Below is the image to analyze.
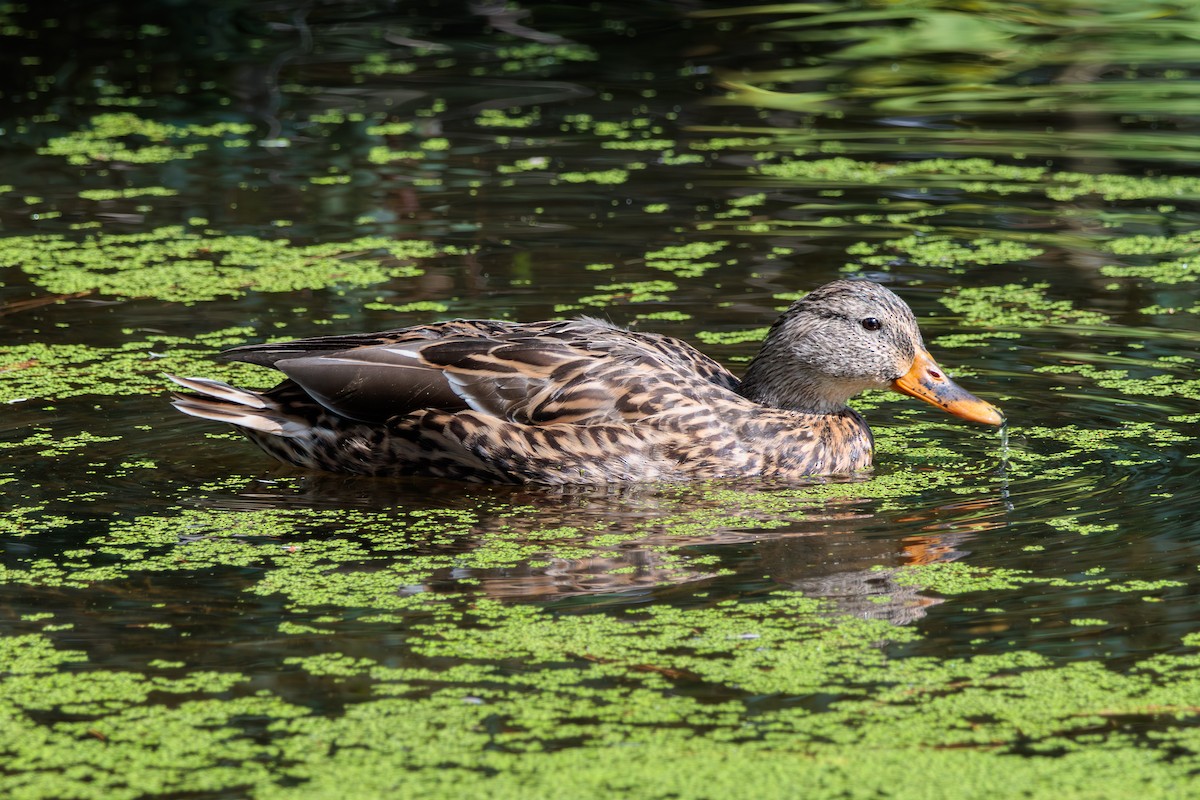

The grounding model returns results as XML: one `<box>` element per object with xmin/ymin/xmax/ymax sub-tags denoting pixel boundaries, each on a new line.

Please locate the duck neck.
<box><xmin>737</xmin><ymin>343</ymin><xmax>852</xmax><ymax>415</ymax></box>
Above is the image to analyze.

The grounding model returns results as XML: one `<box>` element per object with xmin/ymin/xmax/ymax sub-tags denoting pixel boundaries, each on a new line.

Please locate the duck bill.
<box><xmin>891</xmin><ymin>349</ymin><xmax>1004</xmax><ymax>426</ymax></box>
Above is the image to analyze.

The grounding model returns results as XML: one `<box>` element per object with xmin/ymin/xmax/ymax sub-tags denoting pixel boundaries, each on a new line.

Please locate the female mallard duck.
<box><xmin>169</xmin><ymin>280</ymin><xmax>1003</xmax><ymax>484</ymax></box>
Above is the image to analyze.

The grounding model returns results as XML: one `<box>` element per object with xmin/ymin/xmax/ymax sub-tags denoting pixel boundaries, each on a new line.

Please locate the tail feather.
<box><xmin>165</xmin><ymin>374</ymin><xmax>306</xmax><ymax>437</ymax></box>
<box><xmin>166</xmin><ymin>374</ymin><xmax>269</xmax><ymax>408</ymax></box>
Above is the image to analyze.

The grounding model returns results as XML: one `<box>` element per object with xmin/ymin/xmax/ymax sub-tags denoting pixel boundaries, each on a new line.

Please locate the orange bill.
<box><xmin>891</xmin><ymin>349</ymin><xmax>1004</xmax><ymax>425</ymax></box>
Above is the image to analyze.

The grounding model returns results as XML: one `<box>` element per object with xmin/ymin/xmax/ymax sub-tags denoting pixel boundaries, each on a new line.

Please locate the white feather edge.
<box><xmin>165</xmin><ymin>374</ymin><xmax>307</xmax><ymax>437</ymax></box>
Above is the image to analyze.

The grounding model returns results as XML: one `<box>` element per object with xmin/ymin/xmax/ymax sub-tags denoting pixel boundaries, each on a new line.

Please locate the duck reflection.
<box><xmin>755</xmin><ymin>496</ymin><xmax>1008</xmax><ymax>625</ymax></box>
<box><xmin>204</xmin><ymin>471</ymin><xmax>1011</xmax><ymax>626</ymax></box>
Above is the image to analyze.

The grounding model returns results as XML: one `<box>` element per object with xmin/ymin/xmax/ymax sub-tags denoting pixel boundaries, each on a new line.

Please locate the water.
<box><xmin>4</xmin><ymin>2</ymin><xmax>1200</xmax><ymax>797</ymax></box>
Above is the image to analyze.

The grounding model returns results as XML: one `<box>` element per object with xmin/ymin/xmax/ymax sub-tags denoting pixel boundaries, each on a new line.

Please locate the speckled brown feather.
<box><xmin>168</xmin><ymin>280</ymin><xmax>992</xmax><ymax>485</ymax></box>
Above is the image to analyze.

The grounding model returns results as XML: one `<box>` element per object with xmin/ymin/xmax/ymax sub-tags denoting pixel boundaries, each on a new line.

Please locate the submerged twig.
<box><xmin>0</xmin><ymin>290</ymin><xmax>93</xmax><ymax>316</ymax></box>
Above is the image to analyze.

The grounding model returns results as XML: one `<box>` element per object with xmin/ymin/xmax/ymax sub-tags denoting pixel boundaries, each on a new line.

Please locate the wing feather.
<box><xmin>216</xmin><ymin>317</ymin><xmax>742</xmax><ymax>428</ymax></box>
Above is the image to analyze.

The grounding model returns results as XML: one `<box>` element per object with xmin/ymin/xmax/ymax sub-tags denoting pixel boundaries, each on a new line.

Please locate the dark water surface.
<box><xmin>4</xmin><ymin>2</ymin><xmax>1200</xmax><ymax>797</ymax></box>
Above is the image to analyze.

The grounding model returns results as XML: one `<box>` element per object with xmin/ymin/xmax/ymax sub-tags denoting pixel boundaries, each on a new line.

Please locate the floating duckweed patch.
<box><xmin>0</xmin><ymin>507</ymin><xmax>75</xmax><ymax>538</ymax></box>
<box><xmin>1001</xmin><ymin>420</ymin><xmax>1192</xmax><ymax>484</ymax></box>
<box><xmin>940</xmin><ymin>283</ymin><xmax>1110</xmax><ymax>327</ymax></box>
<box><xmin>1034</xmin><ymin>360</ymin><xmax>1200</xmax><ymax>402</ymax></box>
<box><xmin>754</xmin><ymin>157</ymin><xmax>1047</xmax><ymax>186</ymax></box>
<box><xmin>1103</xmin><ymin>231</ymin><xmax>1200</xmax><ymax>255</ymax></box>
<box><xmin>364</xmin><ymin>300</ymin><xmax>451</xmax><ymax>313</ymax></box>
<box><xmin>0</xmin><ymin>632</ymin><xmax>87</xmax><ymax>674</ymax></box>
<box><xmin>886</xmin><ymin>561</ymin><xmax>1174</xmax><ymax>595</ymax></box>
<box><xmin>8</xmin><ymin>587</ymin><xmax>1200</xmax><ymax>798</ymax></box>
<box><xmin>575</xmin><ymin>280</ymin><xmax>677</xmax><ymax>307</ymax></box>
<box><xmin>846</xmin><ymin>234</ymin><xmax>1043</xmax><ymax>271</ymax></box>
<box><xmin>495</xmin><ymin>42</ymin><xmax>598</xmax><ymax>67</ymax></box>
<box><xmin>367</xmin><ymin>145</ymin><xmax>426</xmax><ymax>163</ymax></box>
<box><xmin>364</xmin><ymin>121</ymin><xmax>415</xmax><ymax>136</ymax></box>
<box><xmin>0</xmin><ymin>329</ymin><xmax>266</xmax><ymax>403</ymax></box>
<box><xmin>555</xmin><ymin>169</ymin><xmax>631</xmax><ymax>185</ymax></box>
<box><xmin>0</xmin><ymin>227</ymin><xmax>436</xmax><ymax>302</ymax></box>
<box><xmin>309</xmin><ymin>173</ymin><xmax>352</xmax><ymax>185</ymax></box>
<box><xmin>496</xmin><ymin>156</ymin><xmax>549</xmax><ymax>174</ymax></box>
<box><xmin>0</xmin><ymin>654</ymin><xmax>309</xmax><ymax>799</ymax></box>
<box><xmin>77</xmin><ymin>186</ymin><xmax>178</xmax><ymax>202</ymax></box>
<box><xmin>1101</xmin><ymin>256</ymin><xmax>1200</xmax><ymax>285</ymax></box>
<box><xmin>600</xmin><ymin>138</ymin><xmax>675</xmax><ymax>151</ymax></box>
<box><xmin>475</xmin><ymin>108</ymin><xmax>540</xmax><ymax>128</ymax></box>
<box><xmin>728</xmin><ymin>192</ymin><xmax>767</xmax><ymax>207</ymax></box>
<box><xmin>38</xmin><ymin>112</ymin><xmax>256</xmax><ymax>164</ymax></box>
<box><xmin>644</xmin><ymin>240</ymin><xmax>729</xmax><ymax>277</ymax></box>
<box><xmin>635</xmin><ymin>310</ymin><xmax>691</xmax><ymax>321</ymax></box>
<box><xmin>1047</xmin><ymin>172</ymin><xmax>1200</xmax><ymax>201</ymax></box>
<box><xmin>352</xmin><ymin>55</ymin><xmax>420</xmax><ymax>76</ymax></box>
<box><xmin>748</xmin><ymin>156</ymin><xmax>1200</xmax><ymax>208</ymax></box>
<box><xmin>1</xmin><ymin>430</ymin><xmax>123</xmax><ymax>457</ymax></box>
<box><xmin>694</xmin><ymin>326</ymin><xmax>769</xmax><ymax>346</ymax></box>
<box><xmin>932</xmin><ymin>331</ymin><xmax>1024</xmax><ymax>348</ymax></box>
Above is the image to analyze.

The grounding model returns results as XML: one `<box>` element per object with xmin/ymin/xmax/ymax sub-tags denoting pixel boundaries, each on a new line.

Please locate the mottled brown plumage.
<box><xmin>169</xmin><ymin>280</ymin><xmax>1003</xmax><ymax>484</ymax></box>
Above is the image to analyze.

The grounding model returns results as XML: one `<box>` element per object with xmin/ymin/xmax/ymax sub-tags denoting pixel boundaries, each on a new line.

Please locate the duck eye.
<box><xmin>861</xmin><ymin>317</ymin><xmax>883</xmax><ymax>332</ymax></box>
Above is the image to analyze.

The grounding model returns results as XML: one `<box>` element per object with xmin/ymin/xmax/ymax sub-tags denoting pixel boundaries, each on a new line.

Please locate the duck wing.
<box><xmin>222</xmin><ymin>318</ymin><xmax>739</xmax><ymax>427</ymax></box>
<box><xmin>217</xmin><ymin>319</ymin><xmax>527</xmax><ymax>367</ymax></box>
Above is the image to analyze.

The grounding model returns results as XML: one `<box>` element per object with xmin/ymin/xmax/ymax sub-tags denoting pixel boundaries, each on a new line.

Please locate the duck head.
<box><xmin>739</xmin><ymin>280</ymin><xmax>1003</xmax><ymax>425</ymax></box>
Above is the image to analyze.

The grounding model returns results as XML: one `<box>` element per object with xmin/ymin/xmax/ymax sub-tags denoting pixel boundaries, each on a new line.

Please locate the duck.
<box><xmin>168</xmin><ymin>279</ymin><xmax>1003</xmax><ymax>485</ymax></box>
